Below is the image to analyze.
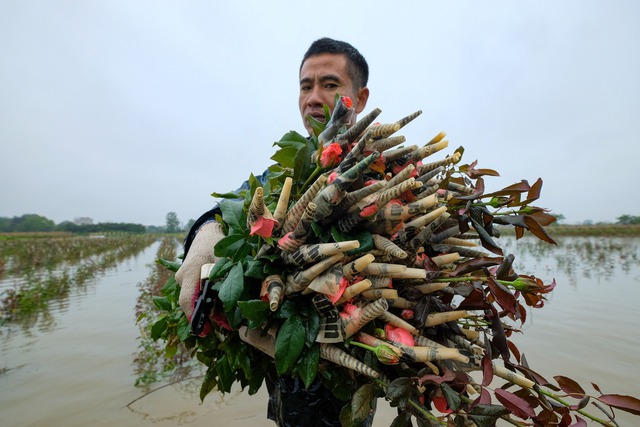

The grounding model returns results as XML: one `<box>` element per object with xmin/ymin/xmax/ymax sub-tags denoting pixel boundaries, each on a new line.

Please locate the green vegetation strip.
<box><xmin>0</xmin><ymin>234</ymin><xmax>157</xmax><ymax>325</ymax></box>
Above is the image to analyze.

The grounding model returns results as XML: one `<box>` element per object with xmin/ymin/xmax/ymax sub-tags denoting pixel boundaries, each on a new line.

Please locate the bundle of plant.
<box><xmin>152</xmin><ymin>96</ymin><xmax>640</xmax><ymax>426</ymax></box>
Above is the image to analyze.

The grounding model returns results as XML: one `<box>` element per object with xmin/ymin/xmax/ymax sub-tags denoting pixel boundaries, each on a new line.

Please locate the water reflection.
<box><xmin>0</xmin><ymin>235</ymin><xmax>158</xmax><ymax>333</ymax></box>
<box><xmin>1</xmin><ymin>236</ymin><xmax>638</xmax><ymax>426</ymax></box>
<box><xmin>500</xmin><ymin>236</ymin><xmax>640</xmax><ymax>287</ymax></box>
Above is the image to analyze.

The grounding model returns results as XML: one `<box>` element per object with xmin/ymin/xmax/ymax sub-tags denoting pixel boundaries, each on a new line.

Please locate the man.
<box><xmin>176</xmin><ymin>38</ymin><xmax>372</xmax><ymax>426</ymax></box>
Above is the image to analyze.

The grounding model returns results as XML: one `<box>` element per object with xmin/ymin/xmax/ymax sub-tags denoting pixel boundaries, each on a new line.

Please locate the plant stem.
<box><xmin>537</xmin><ymin>390</ymin><xmax>616</xmax><ymax>426</ymax></box>
<box><xmin>407</xmin><ymin>398</ymin><xmax>447</xmax><ymax>425</ymax></box>
<box><xmin>301</xmin><ymin>165</ymin><xmax>322</xmax><ymax>192</ymax></box>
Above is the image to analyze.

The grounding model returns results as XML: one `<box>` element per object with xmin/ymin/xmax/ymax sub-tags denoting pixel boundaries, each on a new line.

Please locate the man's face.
<box><xmin>299</xmin><ymin>53</ymin><xmax>369</xmax><ymax>136</ymax></box>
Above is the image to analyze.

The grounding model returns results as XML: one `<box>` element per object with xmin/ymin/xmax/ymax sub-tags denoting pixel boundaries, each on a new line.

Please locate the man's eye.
<box><xmin>324</xmin><ymin>83</ymin><xmax>338</xmax><ymax>89</ymax></box>
<box><xmin>300</xmin><ymin>85</ymin><xmax>311</xmax><ymax>92</ymax></box>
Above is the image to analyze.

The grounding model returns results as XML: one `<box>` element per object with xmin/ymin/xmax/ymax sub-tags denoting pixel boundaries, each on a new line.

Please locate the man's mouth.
<box><xmin>307</xmin><ymin>111</ymin><xmax>326</xmax><ymax>123</ymax></box>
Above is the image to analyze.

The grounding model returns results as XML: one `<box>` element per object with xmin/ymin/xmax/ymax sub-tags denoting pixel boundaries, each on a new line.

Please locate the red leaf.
<box><xmin>523</xmin><ymin>178</ymin><xmax>543</xmax><ymax>204</ymax></box>
<box><xmin>417</xmin><ymin>367</ymin><xmax>457</xmax><ymax>386</ymax></box>
<box><xmin>482</xmin><ymin>180</ymin><xmax>531</xmax><ymax>200</ymax></box>
<box><xmin>596</xmin><ymin>394</ymin><xmax>640</xmax><ymax>416</ymax></box>
<box><xmin>481</xmin><ymin>354</ymin><xmax>493</xmax><ymax>387</ymax></box>
<box><xmin>494</xmin><ymin>388</ymin><xmax>536</xmax><ymax>419</ymax></box>
<box><xmin>524</xmin><ymin>215</ymin><xmax>557</xmax><ymax>245</ymax></box>
<box><xmin>452</xmin><ymin>256</ymin><xmax>502</xmax><ymax>277</ymax></box>
<box><xmin>432</xmin><ymin>394</ymin><xmax>452</xmax><ymax>414</ymax></box>
<box><xmin>559</xmin><ymin>412</ymin><xmax>572</xmax><ymax>427</ymax></box>
<box><xmin>517</xmin><ymin>361</ymin><xmax>555</xmax><ymax>389</ymax></box>
<box><xmin>506</xmin><ymin>339</ymin><xmax>521</xmax><ymax>363</ymax></box>
<box><xmin>471</xmin><ymin>387</ymin><xmax>492</xmax><ymax>408</ymax></box>
<box><xmin>458</xmin><ymin>288</ymin><xmax>491</xmax><ymax>311</ymax></box>
<box><xmin>591</xmin><ymin>382</ymin><xmax>602</xmax><ymax>394</ymax></box>
<box><xmin>554</xmin><ymin>376</ymin><xmax>586</xmax><ymax>398</ymax></box>
<box><xmin>517</xmin><ymin>303</ymin><xmax>527</xmax><ymax>324</ymax></box>
<box><xmin>570</xmin><ymin>396</ymin><xmax>590</xmax><ymax>411</ymax></box>
<box><xmin>568</xmin><ymin>416</ymin><xmax>587</xmax><ymax>427</ymax></box>
<box><xmin>530</xmin><ymin>210</ymin><xmax>557</xmax><ymax>226</ymax></box>
<box><xmin>487</xmin><ymin>277</ymin><xmax>517</xmax><ymax>315</ymax></box>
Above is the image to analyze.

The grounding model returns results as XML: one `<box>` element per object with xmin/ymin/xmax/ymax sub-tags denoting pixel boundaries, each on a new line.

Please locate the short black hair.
<box><xmin>301</xmin><ymin>37</ymin><xmax>369</xmax><ymax>89</ymax></box>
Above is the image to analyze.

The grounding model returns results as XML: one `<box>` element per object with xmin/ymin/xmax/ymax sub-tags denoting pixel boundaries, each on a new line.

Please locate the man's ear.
<box><xmin>355</xmin><ymin>86</ymin><xmax>370</xmax><ymax>114</ymax></box>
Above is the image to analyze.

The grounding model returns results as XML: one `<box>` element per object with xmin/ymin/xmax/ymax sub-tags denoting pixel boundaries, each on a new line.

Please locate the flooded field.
<box><xmin>1</xmin><ymin>235</ymin><xmax>639</xmax><ymax>426</ymax></box>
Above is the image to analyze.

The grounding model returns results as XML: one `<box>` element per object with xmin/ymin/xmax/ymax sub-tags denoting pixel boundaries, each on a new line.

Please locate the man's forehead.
<box><xmin>300</xmin><ymin>53</ymin><xmax>349</xmax><ymax>78</ymax></box>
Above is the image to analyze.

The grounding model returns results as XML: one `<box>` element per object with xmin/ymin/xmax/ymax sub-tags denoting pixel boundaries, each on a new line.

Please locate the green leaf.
<box><xmin>218</xmin><ymin>263</ymin><xmax>245</xmax><ymax>314</ymax></box>
<box><xmin>215</xmin><ymin>354</ymin><xmax>234</xmax><ymax>393</ymax></box>
<box><xmin>244</xmin><ymin>259</ymin><xmax>265</xmax><ymax>280</ymax></box>
<box><xmin>165</xmin><ymin>343</ymin><xmax>178</xmax><ymax>358</ymax></box>
<box><xmin>247</xmin><ymin>173</ymin><xmax>261</xmax><ymax>195</ymax></box>
<box><xmin>214</xmin><ymin>234</ymin><xmax>249</xmax><ymax>260</ymax></box>
<box><xmin>275</xmin><ymin>315</ymin><xmax>306</xmax><ymax>375</ymax></box>
<box><xmin>200</xmin><ymin>365</ymin><xmax>218</xmax><ymax>402</ymax></box>
<box><xmin>208</xmin><ymin>258</ymin><xmax>232</xmax><ymax>281</ymax></box>
<box><xmin>274</xmin><ymin>130</ymin><xmax>309</xmax><ymax>148</ymax></box>
<box><xmin>297</xmin><ymin>343</ymin><xmax>320</xmax><ymax>389</ymax></box>
<box><xmin>247</xmin><ymin>363</ymin><xmax>265</xmax><ymax>395</ymax></box>
<box><xmin>210</xmin><ymin>191</ymin><xmax>243</xmax><ymax>199</ymax></box>
<box><xmin>390</xmin><ymin>413</ymin><xmax>413</xmax><ymax>427</ymax></box>
<box><xmin>386</xmin><ymin>377</ymin><xmax>414</xmax><ymax>408</ymax></box>
<box><xmin>237</xmin><ymin>300</ymin><xmax>270</xmax><ymax>324</ymax></box>
<box><xmin>161</xmin><ymin>275</ymin><xmax>178</xmax><ymax>296</ymax></box>
<box><xmin>271</xmin><ymin>146</ymin><xmax>300</xmax><ymax>169</ymax></box>
<box><xmin>219</xmin><ymin>199</ymin><xmax>246</xmax><ymax>230</ymax></box>
<box><xmin>150</xmin><ymin>316</ymin><xmax>168</xmax><ymax>340</ymax></box>
<box><xmin>441</xmin><ymin>383</ymin><xmax>462</xmax><ymax>411</ymax></box>
<box><xmin>304</xmin><ymin>309</ymin><xmax>320</xmax><ymax>348</ymax></box>
<box><xmin>176</xmin><ymin>315</ymin><xmax>191</xmax><ymax>341</ymax></box>
<box><xmin>468</xmin><ymin>404</ymin><xmax>510</xmax><ymax>427</ymax></box>
<box><xmin>351</xmin><ymin>383</ymin><xmax>377</xmax><ymax>424</ymax></box>
<box><xmin>156</xmin><ymin>258</ymin><xmax>181</xmax><ymax>272</ymax></box>
<box><xmin>152</xmin><ymin>296</ymin><xmax>172</xmax><ymax>311</ymax></box>
<box><xmin>306</xmin><ymin>114</ymin><xmax>326</xmax><ymax>137</ymax></box>
<box><xmin>274</xmin><ymin>300</ymin><xmax>297</xmax><ymax>319</ymax></box>
<box><xmin>293</xmin><ymin>141</ymin><xmax>314</xmax><ymax>186</ymax></box>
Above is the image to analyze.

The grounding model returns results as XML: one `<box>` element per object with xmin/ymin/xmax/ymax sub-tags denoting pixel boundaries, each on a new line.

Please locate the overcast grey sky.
<box><xmin>1</xmin><ymin>1</ymin><xmax>638</xmax><ymax>226</ymax></box>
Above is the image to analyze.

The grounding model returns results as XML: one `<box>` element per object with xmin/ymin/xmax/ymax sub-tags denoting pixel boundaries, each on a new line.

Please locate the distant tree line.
<box><xmin>549</xmin><ymin>213</ymin><xmax>640</xmax><ymax>226</ymax></box>
<box><xmin>56</xmin><ymin>221</ymin><xmax>146</xmax><ymax>234</ymax></box>
<box><xmin>617</xmin><ymin>215</ymin><xmax>640</xmax><ymax>225</ymax></box>
<box><xmin>1</xmin><ymin>214</ymin><xmax>143</xmax><ymax>234</ymax></box>
<box><xmin>0</xmin><ymin>213</ymin><xmax>196</xmax><ymax>234</ymax></box>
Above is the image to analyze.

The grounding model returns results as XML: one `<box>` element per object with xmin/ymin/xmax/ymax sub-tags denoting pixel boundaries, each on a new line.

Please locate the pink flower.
<box><xmin>327</xmin><ymin>171</ymin><xmax>339</xmax><ymax>184</ymax></box>
<box><xmin>341</xmin><ymin>96</ymin><xmax>353</xmax><ymax>109</ymax></box>
<box><xmin>385</xmin><ymin>324</ymin><xmax>415</xmax><ymax>346</ymax></box>
<box><xmin>320</xmin><ymin>142</ymin><xmax>342</xmax><ymax>168</ymax></box>
<box><xmin>249</xmin><ymin>216</ymin><xmax>276</xmax><ymax>238</ymax></box>
<box><xmin>340</xmin><ymin>303</ymin><xmax>358</xmax><ymax>318</ymax></box>
<box><xmin>400</xmin><ymin>309</ymin><xmax>414</xmax><ymax>320</ymax></box>
<box><xmin>328</xmin><ymin>277</ymin><xmax>349</xmax><ymax>304</ymax></box>
<box><xmin>359</xmin><ymin>204</ymin><xmax>379</xmax><ymax>218</ymax></box>
<box><xmin>277</xmin><ymin>232</ymin><xmax>297</xmax><ymax>251</ymax></box>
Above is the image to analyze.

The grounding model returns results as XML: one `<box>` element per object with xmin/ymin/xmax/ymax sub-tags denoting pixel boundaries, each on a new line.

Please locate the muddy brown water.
<box><xmin>1</xmin><ymin>237</ymin><xmax>639</xmax><ymax>426</ymax></box>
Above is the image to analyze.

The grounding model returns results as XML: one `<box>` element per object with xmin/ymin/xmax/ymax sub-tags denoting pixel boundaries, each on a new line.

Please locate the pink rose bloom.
<box><xmin>320</xmin><ymin>142</ymin><xmax>342</xmax><ymax>168</ymax></box>
<box><xmin>385</xmin><ymin>324</ymin><xmax>415</xmax><ymax>346</ymax></box>
<box><xmin>327</xmin><ymin>277</ymin><xmax>349</xmax><ymax>304</ymax></box>
<box><xmin>327</xmin><ymin>171</ymin><xmax>339</xmax><ymax>184</ymax></box>
<box><xmin>249</xmin><ymin>216</ymin><xmax>276</xmax><ymax>238</ymax></box>
<box><xmin>340</xmin><ymin>303</ymin><xmax>358</xmax><ymax>318</ymax></box>
<box><xmin>400</xmin><ymin>309</ymin><xmax>414</xmax><ymax>320</ymax></box>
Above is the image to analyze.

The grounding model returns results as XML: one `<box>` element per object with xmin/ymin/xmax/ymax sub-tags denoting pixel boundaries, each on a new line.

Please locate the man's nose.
<box><xmin>307</xmin><ymin>86</ymin><xmax>324</xmax><ymax>106</ymax></box>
